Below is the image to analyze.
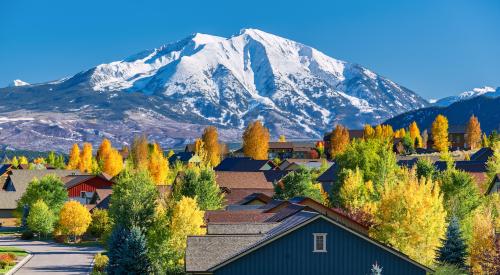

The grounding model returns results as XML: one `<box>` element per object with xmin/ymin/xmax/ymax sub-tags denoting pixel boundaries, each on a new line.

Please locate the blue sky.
<box><xmin>1</xmin><ymin>0</ymin><xmax>499</xmax><ymax>99</ymax></box>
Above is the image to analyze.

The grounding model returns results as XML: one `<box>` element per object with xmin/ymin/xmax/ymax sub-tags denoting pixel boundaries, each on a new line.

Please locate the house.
<box><xmin>168</xmin><ymin>152</ymin><xmax>202</xmax><ymax>166</ymax></box>
<box><xmin>215</xmin><ymin>157</ymin><xmax>277</xmax><ymax>172</ymax></box>
<box><xmin>279</xmin><ymin>159</ymin><xmax>331</xmax><ymax>171</ymax></box>
<box><xmin>470</xmin><ymin>147</ymin><xmax>494</xmax><ymax>162</ymax></box>
<box><xmin>316</xmin><ymin>163</ymin><xmax>338</xmax><ymax>193</ymax></box>
<box><xmin>186</xmin><ymin>210</ymin><xmax>431</xmax><ymax>275</ymax></box>
<box><xmin>486</xmin><ymin>174</ymin><xmax>500</xmax><ymax>195</ymax></box>
<box><xmin>214</xmin><ymin>171</ymin><xmax>288</xmax><ymax>205</ymax></box>
<box><xmin>0</xmin><ymin>170</ymin><xmax>83</xmax><ymax>218</ymax></box>
<box><xmin>63</xmin><ymin>173</ymin><xmax>114</xmax><ymax>204</ymax></box>
<box><xmin>425</xmin><ymin>125</ymin><xmax>467</xmax><ymax>150</ymax></box>
<box><xmin>87</xmin><ymin>188</ymin><xmax>113</xmax><ymax>211</ymax></box>
<box><xmin>267</xmin><ymin>142</ymin><xmax>316</xmax><ymax>159</ymax></box>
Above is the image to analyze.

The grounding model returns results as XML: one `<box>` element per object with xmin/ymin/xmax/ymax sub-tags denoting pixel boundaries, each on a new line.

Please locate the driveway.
<box><xmin>0</xmin><ymin>234</ymin><xmax>102</xmax><ymax>274</ymax></box>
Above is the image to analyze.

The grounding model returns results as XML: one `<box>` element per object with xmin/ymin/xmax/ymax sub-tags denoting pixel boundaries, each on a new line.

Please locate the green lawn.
<box><xmin>0</xmin><ymin>246</ymin><xmax>29</xmax><ymax>274</ymax></box>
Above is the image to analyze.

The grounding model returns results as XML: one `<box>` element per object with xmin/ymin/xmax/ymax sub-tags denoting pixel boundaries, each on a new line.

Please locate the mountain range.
<box><xmin>432</xmin><ymin>86</ymin><xmax>500</xmax><ymax>107</ymax></box>
<box><xmin>0</xmin><ymin>28</ymin><xmax>469</xmax><ymax>152</ymax></box>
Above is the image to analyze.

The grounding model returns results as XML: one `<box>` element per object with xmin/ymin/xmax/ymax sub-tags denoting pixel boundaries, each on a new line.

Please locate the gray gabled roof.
<box><xmin>207</xmin><ymin>223</ymin><xmax>279</xmax><ymax>235</ymax></box>
<box><xmin>0</xmin><ymin>169</ymin><xmax>83</xmax><ymax>210</ymax></box>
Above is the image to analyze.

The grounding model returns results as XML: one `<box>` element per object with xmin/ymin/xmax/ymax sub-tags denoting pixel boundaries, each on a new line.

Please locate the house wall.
<box><xmin>489</xmin><ymin>180</ymin><xmax>500</xmax><ymax>195</ymax></box>
<box><xmin>67</xmin><ymin>178</ymin><xmax>112</xmax><ymax>198</ymax></box>
<box><xmin>213</xmin><ymin>218</ymin><xmax>427</xmax><ymax>275</ymax></box>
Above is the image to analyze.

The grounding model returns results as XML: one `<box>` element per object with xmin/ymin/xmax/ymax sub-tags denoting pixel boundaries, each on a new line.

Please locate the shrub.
<box><xmin>93</xmin><ymin>253</ymin><xmax>109</xmax><ymax>272</ymax></box>
<box><xmin>21</xmin><ymin>230</ymin><xmax>34</xmax><ymax>240</ymax></box>
<box><xmin>0</xmin><ymin>253</ymin><xmax>15</xmax><ymax>268</ymax></box>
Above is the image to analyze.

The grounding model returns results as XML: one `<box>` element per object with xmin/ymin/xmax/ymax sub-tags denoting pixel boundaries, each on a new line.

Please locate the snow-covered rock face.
<box><xmin>8</xmin><ymin>79</ymin><xmax>30</xmax><ymax>87</ymax></box>
<box><xmin>433</xmin><ymin>86</ymin><xmax>500</xmax><ymax>107</ymax></box>
<box><xmin>0</xmin><ymin>29</ymin><xmax>429</xmax><ymax>151</ymax></box>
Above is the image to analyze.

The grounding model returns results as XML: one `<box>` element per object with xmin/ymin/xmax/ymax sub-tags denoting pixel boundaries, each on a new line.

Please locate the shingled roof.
<box><xmin>0</xmin><ymin>169</ymin><xmax>83</xmax><ymax>210</ymax></box>
<box><xmin>215</xmin><ymin>157</ymin><xmax>275</xmax><ymax>172</ymax></box>
<box><xmin>215</xmin><ymin>171</ymin><xmax>275</xmax><ymax>189</ymax></box>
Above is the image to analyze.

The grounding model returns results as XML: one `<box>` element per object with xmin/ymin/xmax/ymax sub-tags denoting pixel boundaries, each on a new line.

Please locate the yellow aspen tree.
<box><xmin>382</xmin><ymin>125</ymin><xmax>394</xmax><ymax>140</ymax></box>
<box><xmin>67</xmin><ymin>144</ymin><xmax>80</xmax><ymax>169</ymax></box>
<box><xmin>19</xmin><ymin>156</ymin><xmax>28</xmax><ymax>165</ymax></box>
<box><xmin>169</xmin><ymin>196</ymin><xmax>205</xmax><ymax>257</ymax></box>
<box><xmin>363</xmin><ymin>124</ymin><xmax>375</xmax><ymax>139</ymax></box>
<box><xmin>466</xmin><ymin>115</ymin><xmax>482</xmax><ymax>150</ymax></box>
<box><xmin>242</xmin><ymin>120</ymin><xmax>270</xmax><ymax>160</ymax></box>
<box><xmin>79</xmin><ymin>142</ymin><xmax>93</xmax><ymax>173</ymax></box>
<box><xmin>148</xmin><ymin>143</ymin><xmax>168</xmax><ymax>184</ymax></box>
<box><xmin>370</xmin><ymin>169</ymin><xmax>447</xmax><ymax>266</ymax></box>
<box><xmin>97</xmin><ymin>138</ymin><xmax>112</xmax><ymax>162</ymax></box>
<box><xmin>409</xmin><ymin>121</ymin><xmax>423</xmax><ymax>148</ymax></box>
<box><xmin>201</xmin><ymin>126</ymin><xmax>221</xmax><ymax>167</ymax></box>
<box><xmin>131</xmin><ymin>135</ymin><xmax>149</xmax><ymax>170</ymax></box>
<box><xmin>278</xmin><ymin>135</ymin><xmax>286</xmax><ymax>142</ymax></box>
<box><xmin>339</xmin><ymin>168</ymin><xmax>377</xmax><ymax>217</ymax></box>
<box><xmin>469</xmin><ymin>208</ymin><xmax>497</xmax><ymax>274</ymax></box>
<box><xmin>432</xmin><ymin>114</ymin><xmax>449</xmax><ymax>152</ymax></box>
<box><xmin>103</xmin><ymin>148</ymin><xmax>123</xmax><ymax>177</ymax></box>
<box><xmin>330</xmin><ymin>124</ymin><xmax>350</xmax><ymax>158</ymax></box>
<box><xmin>58</xmin><ymin>200</ymin><xmax>92</xmax><ymax>240</ymax></box>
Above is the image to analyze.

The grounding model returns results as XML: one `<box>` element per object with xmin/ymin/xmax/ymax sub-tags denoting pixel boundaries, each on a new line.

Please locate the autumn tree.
<box><xmin>339</xmin><ymin>168</ymin><xmax>377</xmax><ymax>224</ymax></box>
<box><xmin>103</xmin><ymin>148</ymin><xmax>123</xmax><ymax>177</ymax></box>
<box><xmin>169</xmin><ymin>196</ymin><xmax>205</xmax><ymax>262</ymax></box>
<box><xmin>58</xmin><ymin>200</ymin><xmax>92</xmax><ymax>241</ymax></box>
<box><xmin>330</xmin><ymin>124</ymin><xmax>349</xmax><ymax>158</ymax></box>
<box><xmin>363</xmin><ymin>124</ymin><xmax>375</xmax><ymax>139</ymax></box>
<box><xmin>242</xmin><ymin>120</ymin><xmax>270</xmax><ymax>160</ymax></box>
<box><xmin>88</xmin><ymin>209</ymin><xmax>112</xmax><ymax>239</ymax></box>
<box><xmin>67</xmin><ymin>143</ymin><xmax>81</xmax><ymax>169</ymax></box>
<box><xmin>19</xmin><ymin>156</ymin><xmax>28</xmax><ymax>165</ymax></box>
<box><xmin>274</xmin><ymin>167</ymin><xmax>324</xmax><ymax>203</ymax></box>
<box><xmin>79</xmin><ymin>143</ymin><xmax>93</xmax><ymax>173</ymax></box>
<box><xmin>27</xmin><ymin>200</ymin><xmax>54</xmax><ymax>238</ymax></box>
<box><xmin>131</xmin><ymin>135</ymin><xmax>149</xmax><ymax>170</ymax></box>
<box><xmin>315</xmin><ymin>141</ymin><xmax>325</xmax><ymax>158</ymax></box>
<box><xmin>374</xmin><ymin>124</ymin><xmax>394</xmax><ymax>140</ymax></box>
<box><xmin>97</xmin><ymin>138</ymin><xmax>112</xmax><ymax>163</ymax></box>
<box><xmin>409</xmin><ymin>121</ymin><xmax>423</xmax><ymax>148</ymax></box>
<box><xmin>148</xmin><ymin>143</ymin><xmax>168</xmax><ymax>184</ymax></box>
<box><xmin>370</xmin><ymin>169</ymin><xmax>447</xmax><ymax>266</ymax></box>
<box><xmin>201</xmin><ymin>126</ymin><xmax>221</xmax><ymax>167</ymax></box>
<box><xmin>487</xmin><ymin>141</ymin><xmax>500</xmax><ymax>180</ymax></box>
<box><xmin>469</xmin><ymin>208</ymin><xmax>497</xmax><ymax>274</ymax></box>
<box><xmin>278</xmin><ymin>135</ymin><xmax>286</xmax><ymax>142</ymax></box>
<box><xmin>11</xmin><ymin>156</ymin><xmax>19</xmax><ymax>168</ymax></box>
<box><xmin>422</xmin><ymin>129</ymin><xmax>429</xmax><ymax>149</ymax></box>
<box><xmin>465</xmin><ymin>115</ymin><xmax>481</xmax><ymax>150</ymax></box>
<box><xmin>432</xmin><ymin>114</ymin><xmax>449</xmax><ymax>152</ymax></box>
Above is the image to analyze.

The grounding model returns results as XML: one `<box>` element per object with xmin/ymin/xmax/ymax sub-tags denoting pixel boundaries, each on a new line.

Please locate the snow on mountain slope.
<box><xmin>434</xmin><ymin>86</ymin><xmax>500</xmax><ymax>107</ymax></box>
<box><xmin>0</xmin><ymin>29</ymin><xmax>428</xmax><ymax>151</ymax></box>
<box><xmin>8</xmin><ymin>79</ymin><xmax>30</xmax><ymax>87</ymax></box>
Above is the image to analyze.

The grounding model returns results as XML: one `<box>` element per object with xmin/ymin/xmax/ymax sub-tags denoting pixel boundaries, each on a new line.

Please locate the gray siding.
<box><xmin>213</xmin><ymin>218</ymin><xmax>427</xmax><ymax>275</ymax></box>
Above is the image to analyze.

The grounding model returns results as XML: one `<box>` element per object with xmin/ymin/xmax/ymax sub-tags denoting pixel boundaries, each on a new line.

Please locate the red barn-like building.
<box><xmin>63</xmin><ymin>173</ymin><xmax>113</xmax><ymax>203</ymax></box>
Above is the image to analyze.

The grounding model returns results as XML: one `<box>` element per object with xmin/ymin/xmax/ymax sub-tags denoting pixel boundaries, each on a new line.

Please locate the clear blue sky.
<box><xmin>1</xmin><ymin>0</ymin><xmax>499</xmax><ymax>99</ymax></box>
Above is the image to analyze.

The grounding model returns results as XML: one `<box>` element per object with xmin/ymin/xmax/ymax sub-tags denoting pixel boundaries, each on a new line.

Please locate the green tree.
<box><xmin>88</xmin><ymin>209</ymin><xmax>113</xmax><ymax>239</ymax></box>
<box><xmin>109</xmin><ymin>171</ymin><xmax>159</xmax><ymax>230</ymax></box>
<box><xmin>173</xmin><ymin>167</ymin><xmax>223</xmax><ymax>210</ymax></box>
<box><xmin>27</xmin><ymin>199</ymin><xmax>54</xmax><ymax>238</ymax></box>
<box><xmin>18</xmin><ymin>174</ymin><xmax>68</xmax><ymax>215</ymax></box>
<box><xmin>416</xmin><ymin>158</ymin><xmax>436</xmax><ymax>180</ymax></box>
<box><xmin>486</xmin><ymin>141</ymin><xmax>500</xmax><ymax>181</ymax></box>
<box><xmin>436</xmin><ymin>216</ymin><xmax>467</xmax><ymax>269</ymax></box>
<box><xmin>107</xmin><ymin>226</ymin><xmax>151</xmax><ymax>275</ymax></box>
<box><xmin>274</xmin><ymin>167</ymin><xmax>323</xmax><ymax>203</ymax></box>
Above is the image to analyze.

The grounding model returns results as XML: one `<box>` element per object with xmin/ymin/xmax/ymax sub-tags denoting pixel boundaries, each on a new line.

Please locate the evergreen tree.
<box><xmin>436</xmin><ymin>216</ymin><xmax>467</xmax><ymax>269</ymax></box>
<box><xmin>119</xmin><ymin>227</ymin><xmax>151</xmax><ymax>274</ymax></box>
<box><xmin>107</xmin><ymin>226</ymin><xmax>128</xmax><ymax>274</ymax></box>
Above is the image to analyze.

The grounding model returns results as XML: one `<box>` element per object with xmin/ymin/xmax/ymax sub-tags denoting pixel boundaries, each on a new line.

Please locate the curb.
<box><xmin>88</xmin><ymin>254</ymin><xmax>96</xmax><ymax>274</ymax></box>
<box><xmin>5</xmin><ymin>252</ymin><xmax>33</xmax><ymax>275</ymax></box>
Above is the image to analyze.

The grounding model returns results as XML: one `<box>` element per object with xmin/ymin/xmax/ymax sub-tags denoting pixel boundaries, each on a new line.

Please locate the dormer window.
<box><xmin>313</xmin><ymin>233</ymin><xmax>327</xmax><ymax>252</ymax></box>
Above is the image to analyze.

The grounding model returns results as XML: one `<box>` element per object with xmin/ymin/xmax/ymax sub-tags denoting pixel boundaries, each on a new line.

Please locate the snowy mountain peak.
<box><xmin>8</xmin><ymin>79</ymin><xmax>30</xmax><ymax>87</ymax></box>
<box><xmin>434</xmin><ymin>86</ymin><xmax>499</xmax><ymax>106</ymax></box>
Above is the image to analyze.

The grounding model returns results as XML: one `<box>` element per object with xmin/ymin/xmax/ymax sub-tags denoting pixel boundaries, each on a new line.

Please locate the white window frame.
<box><xmin>313</xmin><ymin>233</ymin><xmax>327</xmax><ymax>252</ymax></box>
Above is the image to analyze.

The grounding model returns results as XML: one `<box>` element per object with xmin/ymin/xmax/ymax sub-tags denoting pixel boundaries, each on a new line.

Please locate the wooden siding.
<box><xmin>213</xmin><ymin>218</ymin><xmax>426</xmax><ymax>275</ymax></box>
<box><xmin>67</xmin><ymin>177</ymin><xmax>112</xmax><ymax>198</ymax></box>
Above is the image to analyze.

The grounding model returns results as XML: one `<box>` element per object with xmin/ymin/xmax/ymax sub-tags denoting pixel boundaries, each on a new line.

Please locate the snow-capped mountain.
<box><xmin>0</xmin><ymin>29</ymin><xmax>428</xmax><ymax>151</ymax></box>
<box><xmin>8</xmin><ymin>79</ymin><xmax>30</xmax><ymax>87</ymax></box>
<box><xmin>433</xmin><ymin>86</ymin><xmax>500</xmax><ymax>107</ymax></box>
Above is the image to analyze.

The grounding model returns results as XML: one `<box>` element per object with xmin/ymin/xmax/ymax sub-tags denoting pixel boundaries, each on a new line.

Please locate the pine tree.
<box><xmin>79</xmin><ymin>143</ymin><xmax>93</xmax><ymax>173</ymax></box>
<box><xmin>242</xmin><ymin>120</ymin><xmax>270</xmax><ymax>160</ymax></box>
<box><xmin>202</xmin><ymin>126</ymin><xmax>221</xmax><ymax>167</ymax></box>
<box><xmin>116</xmin><ymin>227</ymin><xmax>151</xmax><ymax>274</ymax></box>
<box><xmin>67</xmin><ymin>143</ymin><xmax>80</xmax><ymax>169</ymax></box>
<box><xmin>436</xmin><ymin>216</ymin><xmax>467</xmax><ymax>269</ymax></box>
<box><xmin>330</xmin><ymin>124</ymin><xmax>350</xmax><ymax>158</ymax></box>
<box><xmin>466</xmin><ymin>115</ymin><xmax>482</xmax><ymax>150</ymax></box>
<box><xmin>432</xmin><ymin>114</ymin><xmax>449</xmax><ymax>152</ymax></box>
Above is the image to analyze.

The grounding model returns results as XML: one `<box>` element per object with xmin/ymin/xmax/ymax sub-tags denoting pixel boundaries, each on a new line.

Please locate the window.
<box><xmin>313</xmin><ymin>233</ymin><xmax>327</xmax><ymax>252</ymax></box>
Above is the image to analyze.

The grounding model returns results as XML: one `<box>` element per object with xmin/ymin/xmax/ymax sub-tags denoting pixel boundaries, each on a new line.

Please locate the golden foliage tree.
<box><xmin>278</xmin><ymin>135</ymin><xmax>286</xmax><ymax>142</ymax></box>
<box><xmin>202</xmin><ymin>126</ymin><xmax>221</xmax><ymax>167</ymax></box>
<box><xmin>466</xmin><ymin>115</ymin><xmax>482</xmax><ymax>150</ymax></box>
<box><xmin>394</xmin><ymin>128</ymin><xmax>406</xmax><ymax>139</ymax></box>
<box><xmin>97</xmin><ymin>138</ymin><xmax>112</xmax><ymax>162</ymax></box>
<box><xmin>169</xmin><ymin>196</ymin><xmax>205</xmax><ymax>257</ymax></box>
<box><xmin>58</xmin><ymin>200</ymin><xmax>92</xmax><ymax>240</ymax></box>
<box><xmin>409</xmin><ymin>121</ymin><xmax>423</xmax><ymax>148</ymax></box>
<box><xmin>19</xmin><ymin>156</ymin><xmax>28</xmax><ymax>165</ymax></box>
<box><xmin>148</xmin><ymin>143</ymin><xmax>168</xmax><ymax>185</ymax></box>
<box><xmin>330</xmin><ymin>124</ymin><xmax>350</xmax><ymax>158</ymax></box>
<box><xmin>339</xmin><ymin>168</ymin><xmax>377</xmax><ymax>219</ymax></box>
<box><xmin>363</xmin><ymin>124</ymin><xmax>375</xmax><ymax>139</ymax></box>
<box><xmin>131</xmin><ymin>135</ymin><xmax>149</xmax><ymax>170</ymax></box>
<box><xmin>67</xmin><ymin>144</ymin><xmax>81</xmax><ymax>169</ymax></box>
<box><xmin>374</xmin><ymin>124</ymin><xmax>394</xmax><ymax>140</ymax></box>
<box><xmin>469</xmin><ymin>208</ymin><xmax>497</xmax><ymax>274</ymax></box>
<box><xmin>103</xmin><ymin>148</ymin><xmax>123</xmax><ymax>177</ymax></box>
<box><xmin>432</xmin><ymin>114</ymin><xmax>449</xmax><ymax>152</ymax></box>
<box><xmin>370</xmin><ymin>169</ymin><xmax>447</xmax><ymax>266</ymax></box>
<box><xmin>79</xmin><ymin>143</ymin><xmax>93</xmax><ymax>173</ymax></box>
<box><xmin>242</xmin><ymin>120</ymin><xmax>270</xmax><ymax>160</ymax></box>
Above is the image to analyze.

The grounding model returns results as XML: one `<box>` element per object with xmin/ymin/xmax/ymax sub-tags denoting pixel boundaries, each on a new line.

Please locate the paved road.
<box><xmin>0</xmin><ymin>235</ymin><xmax>102</xmax><ymax>274</ymax></box>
